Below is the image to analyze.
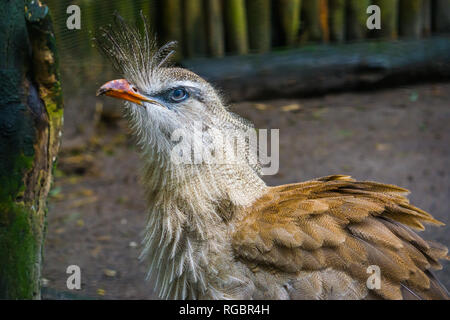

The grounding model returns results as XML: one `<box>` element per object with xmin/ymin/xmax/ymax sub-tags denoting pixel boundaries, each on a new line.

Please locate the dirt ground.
<box><xmin>42</xmin><ymin>83</ymin><xmax>450</xmax><ymax>299</ymax></box>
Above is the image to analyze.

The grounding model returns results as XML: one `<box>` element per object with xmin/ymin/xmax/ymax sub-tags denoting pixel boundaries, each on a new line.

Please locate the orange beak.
<box><xmin>96</xmin><ymin>79</ymin><xmax>151</xmax><ymax>106</ymax></box>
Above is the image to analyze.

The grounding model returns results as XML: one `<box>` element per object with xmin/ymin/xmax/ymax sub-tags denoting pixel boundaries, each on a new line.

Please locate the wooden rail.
<box><xmin>183</xmin><ymin>36</ymin><xmax>450</xmax><ymax>101</ymax></box>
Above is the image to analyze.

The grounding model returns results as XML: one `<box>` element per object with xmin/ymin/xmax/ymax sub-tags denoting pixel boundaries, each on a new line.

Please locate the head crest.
<box><xmin>94</xmin><ymin>12</ymin><xmax>176</xmax><ymax>88</ymax></box>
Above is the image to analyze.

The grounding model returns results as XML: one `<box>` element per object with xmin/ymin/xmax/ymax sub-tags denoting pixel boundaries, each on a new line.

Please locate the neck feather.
<box><xmin>138</xmin><ymin>151</ymin><xmax>267</xmax><ymax>299</ymax></box>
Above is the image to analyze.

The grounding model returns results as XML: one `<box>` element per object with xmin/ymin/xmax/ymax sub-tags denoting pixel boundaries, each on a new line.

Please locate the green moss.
<box><xmin>0</xmin><ymin>203</ymin><xmax>41</xmax><ymax>299</ymax></box>
<box><xmin>0</xmin><ymin>84</ymin><xmax>39</xmax><ymax>298</ymax></box>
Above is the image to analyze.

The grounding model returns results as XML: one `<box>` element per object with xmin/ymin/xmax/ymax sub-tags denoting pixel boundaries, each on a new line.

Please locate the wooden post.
<box><xmin>137</xmin><ymin>0</ymin><xmax>157</xmax><ymax>34</ymax></box>
<box><xmin>421</xmin><ymin>0</ymin><xmax>432</xmax><ymax>36</ymax></box>
<box><xmin>0</xmin><ymin>0</ymin><xmax>63</xmax><ymax>299</ymax></box>
<box><xmin>399</xmin><ymin>0</ymin><xmax>422</xmax><ymax>38</ymax></box>
<box><xmin>319</xmin><ymin>0</ymin><xmax>330</xmax><ymax>42</ymax></box>
<box><xmin>329</xmin><ymin>0</ymin><xmax>346</xmax><ymax>42</ymax></box>
<box><xmin>247</xmin><ymin>0</ymin><xmax>271</xmax><ymax>53</ymax></box>
<box><xmin>113</xmin><ymin>0</ymin><xmax>136</xmax><ymax>25</ymax></box>
<box><xmin>161</xmin><ymin>0</ymin><xmax>183</xmax><ymax>59</ymax></box>
<box><xmin>372</xmin><ymin>0</ymin><xmax>399</xmax><ymax>39</ymax></box>
<box><xmin>346</xmin><ymin>0</ymin><xmax>369</xmax><ymax>40</ymax></box>
<box><xmin>184</xmin><ymin>0</ymin><xmax>207</xmax><ymax>57</ymax></box>
<box><xmin>206</xmin><ymin>0</ymin><xmax>225</xmax><ymax>57</ymax></box>
<box><xmin>81</xmin><ymin>1</ymin><xmax>96</xmax><ymax>56</ymax></box>
<box><xmin>302</xmin><ymin>0</ymin><xmax>323</xmax><ymax>42</ymax></box>
<box><xmin>278</xmin><ymin>0</ymin><xmax>302</xmax><ymax>46</ymax></box>
<box><xmin>224</xmin><ymin>0</ymin><xmax>249</xmax><ymax>54</ymax></box>
<box><xmin>435</xmin><ymin>0</ymin><xmax>450</xmax><ymax>33</ymax></box>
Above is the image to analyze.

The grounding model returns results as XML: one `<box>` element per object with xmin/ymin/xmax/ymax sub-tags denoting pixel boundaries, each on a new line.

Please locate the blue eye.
<box><xmin>169</xmin><ymin>88</ymin><xmax>189</xmax><ymax>102</ymax></box>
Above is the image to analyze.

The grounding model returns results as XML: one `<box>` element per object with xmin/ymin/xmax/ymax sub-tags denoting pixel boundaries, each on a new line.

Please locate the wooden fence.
<box><xmin>46</xmin><ymin>0</ymin><xmax>450</xmax><ymax>60</ymax></box>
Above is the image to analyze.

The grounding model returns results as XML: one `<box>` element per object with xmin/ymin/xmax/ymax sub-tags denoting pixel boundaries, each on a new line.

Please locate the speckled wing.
<box><xmin>232</xmin><ymin>175</ymin><xmax>449</xmax><ymax>300</ymax></box>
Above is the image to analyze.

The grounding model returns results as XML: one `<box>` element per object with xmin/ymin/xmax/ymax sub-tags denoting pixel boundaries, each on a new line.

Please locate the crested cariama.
<box><xmin>96</xmin><ymin>15</ymin><xmax>449</xmax><ymax>300</ymax></box>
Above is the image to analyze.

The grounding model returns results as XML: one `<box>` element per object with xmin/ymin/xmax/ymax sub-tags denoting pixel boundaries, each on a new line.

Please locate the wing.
<box><xmin>232</xmin><ymin>175</ymin><xmax>449</xmax><ymax>300</ymax></box>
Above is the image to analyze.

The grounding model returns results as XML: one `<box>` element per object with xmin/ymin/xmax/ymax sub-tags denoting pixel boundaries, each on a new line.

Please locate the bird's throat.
<box><xmin>139</xmin><ymin>156</ymin><xmax>267</xmax><ymax>299</ymax></box>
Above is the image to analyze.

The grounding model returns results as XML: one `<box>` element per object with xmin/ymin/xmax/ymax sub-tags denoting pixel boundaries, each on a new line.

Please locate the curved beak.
<box><xmin>96</xmin><ymin>79</ymin><xmax>152</xmax><ymax>106</ymax></box>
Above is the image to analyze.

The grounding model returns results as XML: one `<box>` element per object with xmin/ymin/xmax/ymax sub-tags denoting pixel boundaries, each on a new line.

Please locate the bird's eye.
<box><xmin>169</xmin><ymin>88</ymin><xmax>189</xmax><ymax>102</ymax></box>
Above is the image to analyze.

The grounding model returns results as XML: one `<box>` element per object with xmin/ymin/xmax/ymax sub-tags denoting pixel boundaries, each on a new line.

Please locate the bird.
<box><xmin>95</xmin><ymin>15</ymin><xmax>449</xmax><ymax>300</ymax></box>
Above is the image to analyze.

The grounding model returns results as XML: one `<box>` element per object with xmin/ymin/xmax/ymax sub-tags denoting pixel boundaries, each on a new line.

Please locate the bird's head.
<box><xmin>95</xmin><ymin>15</ymin><xmax>258</xmax><ymax>172</ymax></box>
<box><xmin>96</xmin><ymin>67</ymin><xmax>223</xmax><ymax>138</ymax></box>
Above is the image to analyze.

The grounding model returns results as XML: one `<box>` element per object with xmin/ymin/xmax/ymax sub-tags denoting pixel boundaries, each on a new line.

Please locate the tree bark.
<box><xmin>0</xmin><ymin>0</ymin><xmax>63</xmax><ymax>299</ymax></box>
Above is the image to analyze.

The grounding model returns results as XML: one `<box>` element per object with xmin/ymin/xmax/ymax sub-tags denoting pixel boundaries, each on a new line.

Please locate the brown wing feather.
<box><xmin>233</xmin><ymin>175</ymin><xmax>449</xmax><ymax>300</ymax></box>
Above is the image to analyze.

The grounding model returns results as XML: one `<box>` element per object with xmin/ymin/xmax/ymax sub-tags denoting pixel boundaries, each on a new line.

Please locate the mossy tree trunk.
<box><xmin>0</xmin><ymin>0</ymin><xmax>63</xmax><ymax>299</ymax></box>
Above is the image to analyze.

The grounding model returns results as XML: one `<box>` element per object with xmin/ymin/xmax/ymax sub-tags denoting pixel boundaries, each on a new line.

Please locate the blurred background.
<box><xmin>40</xmin><ymin>0</ymin><xmax>449</xmax><ymax>299</ymax></box>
